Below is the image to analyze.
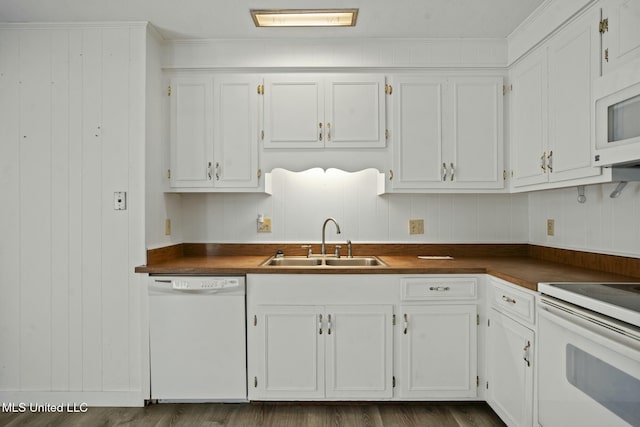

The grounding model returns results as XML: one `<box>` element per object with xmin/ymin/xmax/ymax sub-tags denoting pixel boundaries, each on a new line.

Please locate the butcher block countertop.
<box><xmin>135</xmin><ymin>243</ymin><xmax>640</xmax><ymax>292</ymax></box>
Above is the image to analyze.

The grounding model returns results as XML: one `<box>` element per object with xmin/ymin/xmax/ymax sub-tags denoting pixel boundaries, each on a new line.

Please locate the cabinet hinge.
<box><xmin>392</xmin><ymin>314</ymin><xmax>396</xmax><ymax>326</ymax></box>
<box><xmin>385</xmin><ymin>129</ymin><xmax>389</xmax><ymax>140</ymax></box>
<box><xmin>167</xmin><ymin>169</ymin><xmax>171</xmax><ymax>179</ymax></box>
<box><xmin>257</xmin><ymin>84</ymin><xmax>264</xmax><ymax>95</ymax></box>
<box><xmin>167</xmin><ymin>85</ymin><xmax>171</xmax><ymax>96</ymax></box>
<box><xmin>503</xmin><ymin>170</ymin><xmax>507</xmax><ymax>181</ymax></box>
<box><xmin>385</xmin><ymin>84</ymin><xmax>393</xmax><ymax>95</ymax></box>
<box><xmin>599</xmin><ymin>17</ymin><xmax>609</xmax><ymax>34</ymax></box>
<box><xmin>253</xmin><ymin>315</ymin><xmax>257</xmax><ymax>326</ymax></box>
<box><xmin>392</xmin><ymin>376</ymin><xmax>396</xmax><ymax>388</ymax></box>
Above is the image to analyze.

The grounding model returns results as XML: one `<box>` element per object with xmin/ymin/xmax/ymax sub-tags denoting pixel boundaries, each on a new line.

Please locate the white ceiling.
<box><xmin>0</xmin><ymin>0</ymin><xmax>546</xmax><ymax>40</ymax></box>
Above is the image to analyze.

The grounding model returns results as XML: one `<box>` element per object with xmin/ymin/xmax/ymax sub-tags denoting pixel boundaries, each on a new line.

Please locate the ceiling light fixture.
<box><xmin>251</xmin><ymin>9</ymin><xmax>358</xmax><ymax>27</ymax></box>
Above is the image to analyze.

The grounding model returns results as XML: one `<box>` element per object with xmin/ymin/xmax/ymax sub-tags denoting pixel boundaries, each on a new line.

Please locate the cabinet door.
<box><xmin>548</xmin><ymin>9</ymin><xmax>602</xmax><ymax>183</ymax></box>
<box><xmin>601</xmin><ymin>0</ymin><xmax>640</xmax><ymax>75</ymax></box>
<box><xmin>324</xmin><ymin>74</ymin><xmax>386</xmax><ymax>148</ymax></box>
<box><xmin>486</xmin><ymin>308</ymin><xmax>534</xmax><ymax>427</ymax></box>
<box><xmin>400</xmin><ymin>305</ymin><xmax>477</xmax><ymax>398</ymax></box>
<box><xmin>391</xmin><ymin>76</ymin><xmax>447</xmax><ymax>188</ymax></box>
<box><xmin>263</xmin><ymin>75</ymin><xmax>323</xmax><ymax>148</ymax></box>
<box><xmin>250</xmin><ymin>306</ymin><xmax>324</xmax><ymax>400</ymax></box>
<box><xmin>325</xmin><ymin>305</ymin><xmax>393</xmax><ymax>399</ymax></box>
<box><xmin>213</xmin><ymin>75</ymin><xmax>260</xmax><ymax>188</ymax></box>
<box><xmin>169</xmin><ymin>76</ymin><xmax>214</xmax><ymax>187</ymax></box>
<box><xmin>448</xmin><ymin>77</ymin><xmax>503</xmax><ymax>189</ymax></box>
<box><xmin>511</xmin><ymin>50</ymin><xmax>548</xmax><ymax>188</ymax></box>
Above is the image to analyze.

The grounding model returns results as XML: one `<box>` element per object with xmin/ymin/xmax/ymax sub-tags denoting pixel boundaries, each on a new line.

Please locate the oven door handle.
<box><xmin>539</xmin><ymin>298</ymin><xmax>640</xmax><ymax>347</ymax></box>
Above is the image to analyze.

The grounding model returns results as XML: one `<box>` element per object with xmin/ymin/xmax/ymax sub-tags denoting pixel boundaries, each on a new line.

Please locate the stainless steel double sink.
<box><xmin>260</xmin><ymin>256</ymin><xmax>387</xmax><ymax>268</ymax></box>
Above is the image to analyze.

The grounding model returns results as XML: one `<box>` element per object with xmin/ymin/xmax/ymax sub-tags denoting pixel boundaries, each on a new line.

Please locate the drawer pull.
<box><xmin>327</xmin><ymin>314</ymin><xmax>332</xmax><ymax>335</ymax></box>
<box><xmin>429</xmin><ymin>286</ymin><xmax>450</xmax><ymax>292</ymax></box>
<box><xmin>502</xmin><ymin>295</ymin><xmax>517</xmax><ymax>304</ymax></box>
<box><xmin>319</xmin><ymin>314</ymin><xmax>323</xmax><ymax>335</ymax></box>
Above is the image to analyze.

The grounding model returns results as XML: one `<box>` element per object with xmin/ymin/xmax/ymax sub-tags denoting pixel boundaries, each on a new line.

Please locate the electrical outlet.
<box><xmin>409</xmin><ymin>219</ymin><xmax>424</xmax><ymax>235</ymax></box>
<box><xmin>165</xmin><ymin>219</ymin><xmax>171</xmax><ymax>236</ymax></box>
<box><xmin>114</xmin><ymin>191</ymin><xmax>126</xmax><ymax>210</ymax></box>
<box><xmin>258</xmin><ymin>217</ymin><xmax>272</xmax><ymax>233</ymax></box>
<box><xmin>547</xmin><ymin>219</ymin><xmax>555</xmax><ymax>236</ymax></box>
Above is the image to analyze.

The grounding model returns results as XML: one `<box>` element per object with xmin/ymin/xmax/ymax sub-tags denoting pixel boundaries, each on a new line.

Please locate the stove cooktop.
<box><xmin>538</xmin><ymin>282</ymin><xmax>640</xmax><ymax>328</ymax></box>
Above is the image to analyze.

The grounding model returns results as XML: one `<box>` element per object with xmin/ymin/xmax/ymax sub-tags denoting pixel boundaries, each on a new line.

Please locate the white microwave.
<box><xmin>594</xmin><ymin>60</ymin><xmax>640</xmax><ymax>166</ymax></box>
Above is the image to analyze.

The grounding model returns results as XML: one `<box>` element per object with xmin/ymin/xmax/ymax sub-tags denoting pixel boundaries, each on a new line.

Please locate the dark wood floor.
<box><xmin>0</xmin><ymin>402</ymin><xmax>505</xmax><ymax>427</ymax></box>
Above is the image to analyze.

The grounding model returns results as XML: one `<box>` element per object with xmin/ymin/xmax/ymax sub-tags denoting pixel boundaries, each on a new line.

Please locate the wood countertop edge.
<box><xmin>136</xmin><ymin>244</ymin><xmax>640</xmax><ymax>292</ymax></box>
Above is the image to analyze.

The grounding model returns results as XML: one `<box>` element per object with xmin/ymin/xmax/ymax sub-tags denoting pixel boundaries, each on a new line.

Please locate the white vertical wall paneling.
<box><xmin>100</xmin><ymin>27</ymin><xmax>130</xmax><ymax>391</ymax></box>
<box><xmin>19</xmin><ymin>29</ymin><xmax>53</xmax><ymax>390</ymax></box>
<box><xmin>130</xmin><ymin>25</ymin><xmax>148</xmax><ymax>394</ymax></box>
<box><xmin>50</xmin><ymin>28</ymin><xmax>71</xmax><ymax>392</ymax></box>
<box><xmin>80</xmin><ymin>27</ymin><xmax>103</xmax><ymax>391</ymax></box>
<box><xmin>67</xmin><ymin>28</ymin><xmax>84</xmax><ymax>391</ymax></box>
<box><xmin>0</xmin><ymin>29</ymin><xmax>21</xmax><ymax>391</ymax></box>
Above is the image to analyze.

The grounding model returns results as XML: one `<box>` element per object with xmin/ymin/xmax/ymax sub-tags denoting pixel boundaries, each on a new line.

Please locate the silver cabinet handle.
<box><xmin>429</xmin><ymin>286</ymin><xmax>450</xmax><ymax>291</ymax></box>
<box><xmin>450</xmin><ymin>162</ymin><xmax>455</xmax><ymax>181</ymax></box>
<box><xmin>327</xmin><ymin>314</ymin><xmax>332</xmax><ymax>335</ymax></box>
<box><xmin>523</xmin><ymin>341</ymin><xmax>531</xmax><ymax>367</ymax></box>
<box><xmin>327</xmin><ymin>122</ymin><xmax>331</xmax><ymax>141</ymax></box>
<box><xmin>403</xmin><ymin>313</ymin><xmax>408</xmax><ymax>335</ymax></box>
<box><xmin>207</xmin><ymin>162</ymin><xmax>212</xmax><ymax>180</ymax></box>
<box><xmin>502</xmin><ymin>295</ymin><xmax>517</xmax><ymax>304</ymax></box>
<box><xmin>442</xmin><ymin>163</ymin><xmax>448</xmax><ymax>181</ymax></box>
<box><xmin>319</xmin><ymin>314</ymin><xmax>323</xmax><ymax>335</ymax></box>
<box><xmin>547</xmin><ymin>151</ymin><xmax>553</xmax><ymax>173</ymax></box>
<box><xmin>319</xmin><ymin>122</ymin><xmax>323</xmax><ymax>141</ymax></box>
<box><xmin>215</xmin><ymin>162</ymin><xmax>220</xmax><ymax>181</ymax></box>
<box><xmin>540</xmin><ymin>151</ymin><xmax>547</xmax><ymax>172</ymax></box>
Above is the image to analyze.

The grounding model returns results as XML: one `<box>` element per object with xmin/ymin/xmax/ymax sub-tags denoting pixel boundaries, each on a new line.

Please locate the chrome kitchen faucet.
<box><xmin>321</xmin><ymin>217</ymin><xmax>341</xmax><ymax>256</ymax></box>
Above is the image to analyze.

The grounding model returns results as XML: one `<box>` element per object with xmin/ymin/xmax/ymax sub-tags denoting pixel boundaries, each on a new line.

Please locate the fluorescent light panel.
<box><xmin>251</xmin><ymin>9</ymin><xmax>358</xmax><ymax>27</ymax></box>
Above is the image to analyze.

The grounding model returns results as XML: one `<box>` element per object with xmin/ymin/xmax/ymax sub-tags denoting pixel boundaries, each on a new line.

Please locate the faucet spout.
<box><xmin>321</xmin><ymin>217</ymin><xmax>341</xmax><ymax>256</ymax></box>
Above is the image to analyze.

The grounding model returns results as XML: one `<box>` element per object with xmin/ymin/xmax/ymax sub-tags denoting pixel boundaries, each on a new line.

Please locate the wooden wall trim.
<box><xmin>527</xmin><ymin>245</ymin><xmax>640</xmax><ymax>279</ymax></box>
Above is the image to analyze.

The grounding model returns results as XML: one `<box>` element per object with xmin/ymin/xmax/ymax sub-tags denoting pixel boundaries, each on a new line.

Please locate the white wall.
<box><xmin>176</xmin><ymin>169</ymin><xmax>529</xmax><ymax>244</ymax></box>
<box><xmin>528</xmin><ymin>182</ymin><xmax>640</xmax><ymax>257</ymax></box>
<box><xmin>0</xmin><ymin>24</ymin><xmax>147</xmax><ymax>406</ymax></box>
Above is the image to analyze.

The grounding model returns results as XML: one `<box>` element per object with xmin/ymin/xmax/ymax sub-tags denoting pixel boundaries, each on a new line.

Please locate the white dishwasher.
<box><xmin>148</xmin><ymin>276</ymin><xmax>247</xmax><ymax>402</ymax></box>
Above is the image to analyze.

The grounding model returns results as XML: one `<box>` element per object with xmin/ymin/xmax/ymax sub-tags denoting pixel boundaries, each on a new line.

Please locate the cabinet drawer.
<box><xmin>401</xmin><ymin>277</ymin><xmax>477</xmax><ymax>301</ymax></box>
<box><xmin>490</xmin><ymin>278</ymin><xmax>535</xmax><ymax>325</ymax></box>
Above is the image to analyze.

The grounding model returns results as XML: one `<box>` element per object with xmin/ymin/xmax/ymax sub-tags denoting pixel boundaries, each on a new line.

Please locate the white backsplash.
<box><xmin>165</xmin><ymin>170</ymin><xmax>640</xmax><ymax>258</ymax></box>
<box><xmin>528</xmin><ymin>182</ymin><xmax>640</xmax><ymax>258</ymax></box>
<box><xmin>179</xmin><ymin>169</ymin><xmax>529</xmax><ymax>244</ymax></box>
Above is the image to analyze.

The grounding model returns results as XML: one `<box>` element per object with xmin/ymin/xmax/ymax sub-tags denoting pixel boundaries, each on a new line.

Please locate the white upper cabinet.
<box><xmin>169</xmin><ymin>74</ymin><xmax>261</xmax><ymax>190</ymax></box>
<box><xmin>213</xmin><ymin>75</ymin><xmax>260</xmax><ymax>188</ymax></box>
<box><xmin>600</xmin><ymin>0</ymin><xmax>640</xmax><ymax>76</ymax></box>
<box><xmin>547</xmin><ymin>8</ymin><xmax>601</xmax><ymax>183</ymax></box>
<box><xmin>262</xmin><ymin>74</ymin><xmax>386</xmax><ymax>149</ymax></box>
<box><xmin>511</xmin><ymin>7</ymin><xmax>604</xmax><ymax>190</ymax></box>
<box><xmin>169</xmin><ymin>75</ymin><xmax>214</xmax><ymax>188</ymax></box>
<box><xmin>390</xmin><ymin>75</ymin><xmax>503</xmax><ymax>190</ymax></box>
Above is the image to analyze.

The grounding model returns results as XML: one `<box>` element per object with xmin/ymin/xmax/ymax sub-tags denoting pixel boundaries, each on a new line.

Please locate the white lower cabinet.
<box><xmin>399</xmin><ymin>304</ymin><xmax>478</xmax><ymax>398</ymax></box>
<box><xmin>250</xmin><ymin>303</ymin><xmax>393</xmax><ymax>400</ymax></box>
<box><xmin>486</xmin><ymin>277</ymin><xmax>536</xmax><ymax>427</ymax></box>
<box><xmin>247</xmin><ymin>274</ymin><xmax>481</xmax><ymax>402</ymax></box>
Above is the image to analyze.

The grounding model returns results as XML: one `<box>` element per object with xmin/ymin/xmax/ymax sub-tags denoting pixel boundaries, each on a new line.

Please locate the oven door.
<box><xmin>538</xmin><ymin>298</ymin><xmax>640</xmax><ymax>427</ymax></box>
